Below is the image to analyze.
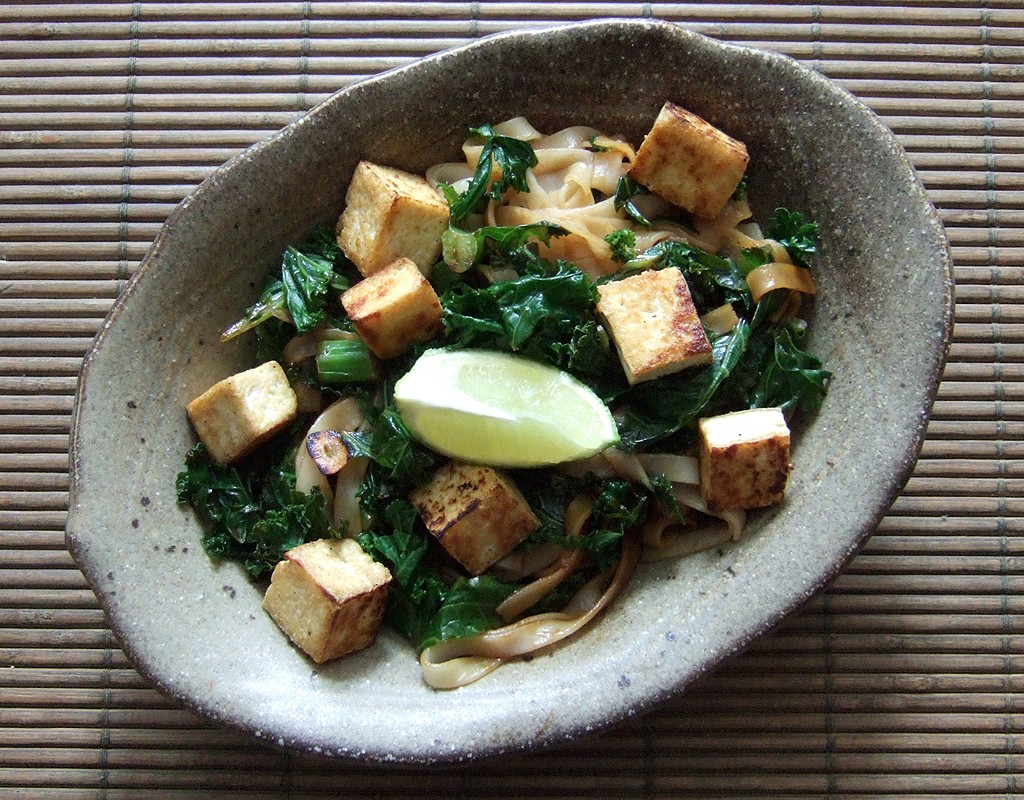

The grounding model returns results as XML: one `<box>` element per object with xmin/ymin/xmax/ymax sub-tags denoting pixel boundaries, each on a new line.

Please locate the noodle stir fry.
<box><xmin>177</xmin><ymin>103</ymin><xmax>830</xmax><ymax>688</ymax></box>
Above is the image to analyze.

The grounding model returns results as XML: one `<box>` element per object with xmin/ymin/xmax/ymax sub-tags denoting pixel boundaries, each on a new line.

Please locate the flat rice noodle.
<box><xmin>425</xmin><ymin>161</ymin><xmax>474</xmax><ymax>189</ymax></box>
<box><xmin>490</xmin><ymin>541</ymin><xmax>563</xmax><ymax>582</ymax></box>
<box><xmin>294</xmin><ymin>451</ymin><xmax>330</xmax><ymax>498</ymax></box>
<box><xmin>673</xmin><ymin>483</ymin><xmax>746</xmax><ymax>541</ymax></box>
<box><xmin>332</xmin><ymin>455</ymin><xmax>369</xmax><ymax>536</ymax></box>
<box><xmin>639</xmin><ymin>483</ymin><xmax>745</xmax><ymax>560</ymax></box>
<box><xmin>479</xmin><ymin>264</ymin><xmax>520</xmax><ymax>284</ymax></box>
<box><xmin>291</xmin><ymin>381</ymin><xmax>323</xmax><ymax>414</ymax></box>
<box><xmin>495</xmin><ymin>496</ymin><xmax>591</xmax><ymax>621</ymax></box>
<box><xmin>494</xmin><ymin>116</ymin><xmax>543</xmax><ymax>140</ymax></box>
<box><xmin>559</xmin><ymin>451</ymin><xmax>617</xmax><ymax>480</ymax></box>
<box><xmin>746</xmin><ymin>262</ymin><xmax>817</xmax><ymax>303</ymax></box>
<box><xmin>635</xmin><ymin>453</ymin><xmax>700</xmax><ymax>486</ymax></box>
<box><xmin>642</xmin><ymin>524</ymin><xmax>736</xmax><ymax>562</ymax></box>
<box><xmin>648</xmin><ymin>221</ymin><xmax>721</xmax><ymax>255</ymax></box>
<box><xmin>534</xmin><ymin>125</ymin><xmax>603</xmax><ymax>150</ymax></box>
<box><xmin>763</xmin><ymin>239</ymin><xmax>793</xmax><ymax>264</ymax></box>
<box><xmin>532</xmin><ymin>148</ymin><xmax>593</xmax><ymax>175</ymax></box>
<box><xmin>494</xmin><ymin>204</ymin><xmax>619</xmax><ymax>277</ymax></box>
<box><xmin>692</xmin><ymin>198</ymin><xmax>753</xmax><ymax>251</ymax></box>
<box><xmin>495</xmin><ymin>548</ymin><xmax>585</xmax><ymax>622</ymax></box>
<box><xmin>770</xmin><ymin>289</ymin><xmax>805</xmax><ymax>323</ymax></box>
<box><xmin>590</xmin><ymin>151</ymin><xmax>629</xmax><ymax>195</ymax></box>
<box><xmin>601</xmin><ymin>447</ymin><xmax>652</xmax><ymax>487</ymax></box>
<box><xmin>419</xmin><ymin>519</ymin><xmax>641</xmax><ymax>690</ymax></box>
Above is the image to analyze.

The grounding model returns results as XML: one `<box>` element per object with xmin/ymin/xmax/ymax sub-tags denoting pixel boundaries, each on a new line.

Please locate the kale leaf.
<box><xmin>752</xmin><ymin>326</ymin><xmax>831</xmax><ymax>414</ymax></box>
<box><xmin>357</xmin><ymin>499</ymin><xmax>448</xmax><ymax>645</ymax></box>
<box><xmin>616</xmin><ymin>321</ymin><xmax>752</xmax><ymax>450</ymax></box>
<box><xmin>441</xmin><ymin>221</ymin><xmax>567</xmax><ymax>274</ymax></box>
<box><xmin>175</xmin><ymin>441</ymin><xmax>339</xmax><ymax>578</ymax></box>
<box><xmin>221</xmin><ymin>225</ymin><xmax>355</xmax><ymax>340</ymax></box>
<box><xmin>613</xmin><ymin>175</ymin><xmax>652</xmax><ymax>227</ymax></box>
<box><xmin>604</xmin><ymin>229</ymin><xmax>638</xmax><ymax>263</ymax></box>
<box><xmin>439</xmin><ymin>258</ymin><xmax>627</xmax><ymax>400</ymax></box>
<box><xmin>343</xmin><ymin>403</ymin><xmax>444</xmax><ymax>523</ymax></box>
<box><xmin>418</xmin><ymin>575</ymin><xmax>519</xmax><ymax>651</ymax></box>
<box><xmin>280</xmin><ymin>246</ymin><xmax>335</xmax><ymax>332</ymax></box>
<box><xmin>444</xmin><ymin>125</ymin><xmax>538</xmax><ymax>225</ymax></box>
<box><xmin>765</xmin><ymin>208</ymin><xmax>819</xmax><ymax>268</ymax></box>
<box><xmin>518</xmin><ymin>471</ymin><xmax>647</xmax><ymax>571</ymax></box>
<box><xmin>622</xmin><ymin>240</ymin><xmax>752</xmax><ymax>312</ymax></box>
<box><xmin>723</xmin><ymin>316</ymin><xmax>831</xmax><ymax>415</ymax></box>
<box><xmin>358</xmin><ymin>500</ymin><xmax>518</xmax><ymax>651</ymax></box>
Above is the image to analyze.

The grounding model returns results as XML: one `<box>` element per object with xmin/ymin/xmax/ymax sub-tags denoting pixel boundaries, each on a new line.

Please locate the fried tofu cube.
<box><xmin>698</xmin><ymin>407</ymin><xmax>792</xmax><ymax>511</ymax></box>
<box><xmin>340</xmin><ymin>257</ymin><xmax>443</xmax><ymax>359</ymax></box>
<box><xmin>186</xmin><ymin>360</ymin><xmax>297</xmax><ymax>464</ymax></box>
<box><xmin>262</xmin><ymin>538</ymin><xmax>392</xmax><ymax>664</ymax></box>
<box><xmin>336</xmin><ymin>161</ymin><xmax>450</xmax><ymax>277</ymax></box>
<box><xmin>409</xmin><ymin>462</ymin><xmax>540</xmax><ymax>576</ymax></box>
<box><xmin>629</xmin><ymin>102</ymin><xmax>749</xmax><ymax>219</ymax></box>
<box><xmin>595</xmin><ymin>267</ymin><xmax>712</xmax><ymax>385</ymax></box>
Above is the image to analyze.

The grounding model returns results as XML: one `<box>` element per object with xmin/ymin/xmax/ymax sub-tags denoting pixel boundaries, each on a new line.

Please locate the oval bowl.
<box><xmin>67</xmin><ymin>19</ymin><xmax>953</xmax><ymax>763</ymax></box>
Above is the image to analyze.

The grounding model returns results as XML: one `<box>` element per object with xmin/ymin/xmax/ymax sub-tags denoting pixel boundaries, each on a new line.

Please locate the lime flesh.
<box><xmin>394</xmin><ymin>349</ymin><xmax>619</xmax><ymax>467</ymax></box>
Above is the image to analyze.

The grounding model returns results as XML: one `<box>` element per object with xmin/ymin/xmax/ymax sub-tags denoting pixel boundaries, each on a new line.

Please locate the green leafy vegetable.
<box><xmin>222</xmin><ymin>225</ymin><xmax>353</xmax><ymax>341</ymax></box>
<box><xmin>722</xmin><ymin>316</ymin><xmax>831</xmax><ymax>415</ymax></box>
<box><xmin>280</xmin><ymin>246</ymin><xmax>336</xmax><ymax>332</ymax></box>
<box><xmin>358</xmin><ymin>500</ymin><xmax>517</xmax><ymax>651</ymax></box>
<box><xmin>613</xmin><ymin>175</ymin><xmax>651</xmax><ymax>227</ymax></box>
<box><xmin>444</xmin><ymin>125</ymin><xmax>539</xmax><ymax>225</ymax></box>
<box><xmin>734</xmin><ymin>244</ymin><xmax>774</xmax><ymax>277</ymax></box>
<box><xmin>622</xmin><ymin>240</ymin><xmax>752</xmax><ymax>312</ymax></box>
<box><xmin>518</xmin><ymin>471</ymin><xmax>648</xmax><ymax>570</ymax></box>
<box><xmin>587</xmin><ymin>480</ymin><xmax>649</xmax><ymax>569</ymax></box>
<box><xmin>440</xmin><ymin>259</ymin><xmax>627</xmax><ymax>399</ymax></box>
<box><xmin>344</xmin><ymin>404</ymin><xmax>444</xmax><ymax>522</ymax></box>
<box><xmin>765</xmin><ymin>208</ymin><xmax>819</xmax><ymax>268</ymax></box>
<box><xmin>418</xmin><ymin>575</ymin><xmax>518</xmax><ymax>651</ymax></box>
<box><xmin>358</xmin><ymin>500</ymin><xmax>447</xmax><ymax>645</ymax></box>
<box><xmin>441</xmin><ymin>221</ymin><xmax>568</xmax><ymax>274</ymax></box>
<box><xmin>617</xmin><ymin>321</ymin><xmax>752</xmax><ymax>450</ymax></box>
<box><xmin>175</xmin><ymin>442</ymin><xmax>339</xmax><ymax>578</ymax></box>
<box><xmin>649</xmin><ymin>473</ymin><xmax>686</xmax><ymax>522</ymax></box>
<box><xmin>752</xmin><ymin>326</ymin><xmax>830</xmax><ymax>414</ymax></box>
<box><xmin>604</xmin><ymin>228</ymin><xmax>638</xmax><ymax>263</ymax></box>
<box><xmin>221</xmin><ymin>278</ymin><xmax>289</xmax><ymax>341</ymax></box>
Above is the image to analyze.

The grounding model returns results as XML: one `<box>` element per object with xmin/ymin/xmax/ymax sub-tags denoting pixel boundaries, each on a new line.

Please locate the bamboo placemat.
<box><xmin>2</xmin><ymin>2</ymin><xmax>1022</xmax><ymax>797</ymax></box>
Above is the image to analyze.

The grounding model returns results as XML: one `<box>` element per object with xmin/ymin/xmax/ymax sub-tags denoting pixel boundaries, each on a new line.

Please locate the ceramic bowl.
<box><xmin>66</xmin><ymin>19</ymin><xmax>953</xmax><ymax>763</ymax></box>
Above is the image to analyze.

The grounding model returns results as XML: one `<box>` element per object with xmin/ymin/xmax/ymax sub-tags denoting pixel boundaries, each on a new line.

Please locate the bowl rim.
<box><xmin>66</xmin><ymin>17</ymin><xmax>955</xmax><ymax>764</ymax></box>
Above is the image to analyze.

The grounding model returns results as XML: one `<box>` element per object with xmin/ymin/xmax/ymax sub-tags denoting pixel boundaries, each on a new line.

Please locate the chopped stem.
<box><xmin>316</xmin><ymin>339</ymin><xmax>375</xmax><ymax>384</ymax></box>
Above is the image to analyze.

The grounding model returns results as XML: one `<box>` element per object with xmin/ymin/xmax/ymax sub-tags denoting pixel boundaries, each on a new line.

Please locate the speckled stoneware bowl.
<box><xmin>67</xmin><ymin>19</ymin><xmax>953</xmax><ymax>763</ymax></box>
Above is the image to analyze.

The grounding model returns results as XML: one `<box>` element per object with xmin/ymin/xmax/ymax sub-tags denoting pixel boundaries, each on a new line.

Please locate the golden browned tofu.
<box><xmin>698</xmin><ymin>407</ymin><xmax>792</xmax><ymax>511</ymax></box>
<box><xmin>629</xmin><ymin>102</ymin><xmax>749</xmax><ymax>219</ymax></box>
<box><xmin>262</xmin><ymin>538</ymin><xmax>392</xmax><ymax>664</ymax></box>
<box><xmin>336</xmin><ymin>161</ymin><xmax>450</xmax><ymax>276</ymax></box>
<box><xmin>595</xmin><ymin>267</ymin><xmax>712</xmax><ymax>385</ymax></box>
<box><xmin>186</xmin><ymin>361</ymin><xmax>297</xmax><ymax>464</ymax></box>
<box><xmin>340</xmin><ymin>257</ymin><xmax>444</xmax><ymax>359</ymax></box>
<box><xmin>409</xmin><ymin>462</ymin><xmax>540</xmax><ymax>576</ymax></box>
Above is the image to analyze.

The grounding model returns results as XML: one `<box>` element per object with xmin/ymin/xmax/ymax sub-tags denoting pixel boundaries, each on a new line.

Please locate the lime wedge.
<box><xmin>394</xmin><ymin>349</ymin><xmax>619</xmax><ymax>467</ymax></box>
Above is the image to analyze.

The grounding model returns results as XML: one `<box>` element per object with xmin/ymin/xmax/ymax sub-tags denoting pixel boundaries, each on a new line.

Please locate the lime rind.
<box><xmin>394</xmin><ymin>350</ymin><xmax>619</xmax><ymax>468</ymax></box>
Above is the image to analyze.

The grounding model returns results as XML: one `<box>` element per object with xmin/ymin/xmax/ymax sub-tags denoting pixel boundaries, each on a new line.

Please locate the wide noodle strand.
<box><xmin>427</xmin><ymin>116</ymin><xmax>765</xmax><ymax>278</ymax></box>
<box><xmin>419</xmin><ymin>500</ymin><xmax>641</xmax><ymax>689</ymax></box>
